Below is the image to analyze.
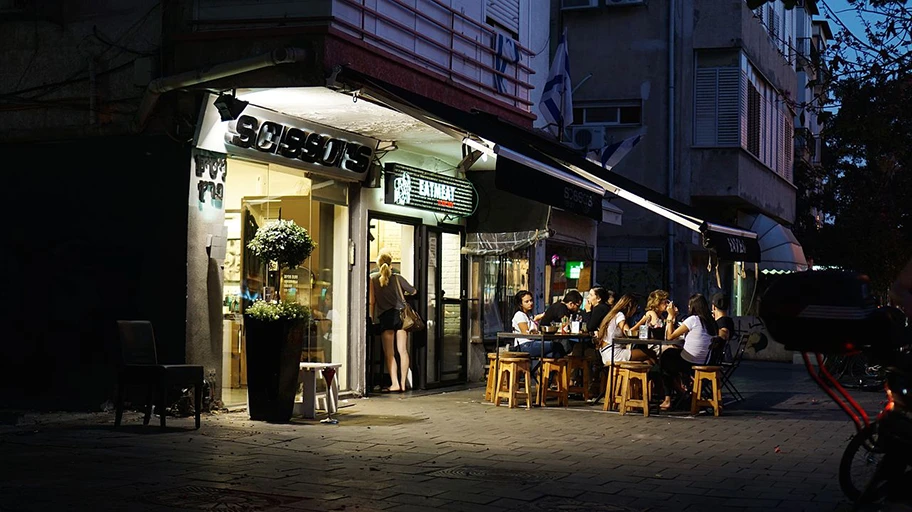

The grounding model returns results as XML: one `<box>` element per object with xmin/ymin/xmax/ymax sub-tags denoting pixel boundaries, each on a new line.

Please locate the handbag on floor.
<box><xmin>395</xmin><ymin>276</ymin><xmax>425</xmax><ymax>333</ymax></box>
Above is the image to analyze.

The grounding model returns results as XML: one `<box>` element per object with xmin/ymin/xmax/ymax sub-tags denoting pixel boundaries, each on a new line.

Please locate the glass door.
<box><xmin>423</xmin><ymin>227</ymin><xmax>466</xmax><ymax>386</ymax></box>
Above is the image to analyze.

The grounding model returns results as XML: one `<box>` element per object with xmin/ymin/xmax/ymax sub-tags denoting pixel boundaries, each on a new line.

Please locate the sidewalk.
<box><xmin>0</xmin><ymin>361</ymin><xmax>885</xmax><ymax>511</ymax></box>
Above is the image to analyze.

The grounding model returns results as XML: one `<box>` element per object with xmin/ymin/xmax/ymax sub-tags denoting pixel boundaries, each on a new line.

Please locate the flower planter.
<box><xmin>244</xmin><ymin>317</ymin><xmax>305</xmax><ymax>422</ymax></box>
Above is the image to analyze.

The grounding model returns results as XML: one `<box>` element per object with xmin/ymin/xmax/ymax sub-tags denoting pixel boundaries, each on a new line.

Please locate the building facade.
<box><xmin>559</xmin><ymin>0</ymin><xmax>826</xmax><ymax>312</ymax></box>
<box><xmin>1</xmin><ymin>1</ymin><xmax>615</xmax><ymax>407</ymax></box>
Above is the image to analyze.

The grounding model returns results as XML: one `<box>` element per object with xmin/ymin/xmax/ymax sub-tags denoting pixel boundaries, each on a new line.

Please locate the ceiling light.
<box><xmin>213</xmin><ymin>93</ymin><xmax>249</xmax><ymax>121</ymax></box>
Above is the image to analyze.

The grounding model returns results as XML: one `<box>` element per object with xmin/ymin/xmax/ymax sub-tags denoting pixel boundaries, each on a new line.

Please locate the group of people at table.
<box><xmin>510</xmin><ymin>287</ymin><xmax>735</xmax><ymax>410</ymax></box>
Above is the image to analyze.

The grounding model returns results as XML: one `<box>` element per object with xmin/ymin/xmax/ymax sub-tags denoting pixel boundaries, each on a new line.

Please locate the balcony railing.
<box><xmin>333</xmin><ymin>0</ymin><xmax>535</xmax><ymax>109</ymax></box>
<box><xmin>190</xmin><ymin>0</ymin><xmax>536</xmax><ymax>110</ymax></box>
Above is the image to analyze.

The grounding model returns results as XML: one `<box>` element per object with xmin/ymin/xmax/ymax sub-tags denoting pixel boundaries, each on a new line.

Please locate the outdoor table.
<box><xmin>607</xmin><ymin>337</ymin><xmax>684</xmax><ymax>411</ymax></box>
<box><xmin>297</xmin><ymin>362</ymin><xmax>342</xmax><ymax>422</ymax></box>
<box><xmin>496</xmin><ymin>331</ymin><xmax>591</xmax><ymax>405</ymax></box>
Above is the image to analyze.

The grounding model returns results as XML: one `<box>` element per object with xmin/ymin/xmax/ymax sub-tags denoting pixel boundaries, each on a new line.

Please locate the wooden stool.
<box><xmin>617</xmin><ymin>362</ymin><xmax>652</xmax><ymax>417</ymax></box>
<box><xmin>566</xmin><ymin>356</ymin><xmax>591</xmax><ymax>401</ymax></box>
<box><xmin>539</xmin><ymin>358</ymin><xmax>569</xmax><ymax>408</ymax></box>
<box><xmin>485</xmin><ymin>353</ymin><xmax>498</xmax><ymax>402</ymax></box>
<box><xmin>602</xmin><ymin>364</ymin><xmax>623</xmax><ymax>412</ymax></box>
<box><xmin>494</xmin><ymin>356</ymin><xmax>533</xmax><ymax>409</ymax></box>
<box><xmin>691</xmin><ymin>366</ymin><xmax>722</xmax><ymax>416</ymax></box>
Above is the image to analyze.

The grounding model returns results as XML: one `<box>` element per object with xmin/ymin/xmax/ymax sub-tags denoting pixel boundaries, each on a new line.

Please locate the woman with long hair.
<box><xmin>511</xmin><ymin>290</ymin><xmax>565</xmax><ymax>359</ymax></box>
<box><xmin>658</xmin><ymin>293</ymin><xmax>718</xmax><ymax>410</ymax></box>
<box><xmin>596</xmin><ymin>294</ymin><xmax>658</xmax><ymax>366</ymax></box>
<box><xmin>631</xmin><ymin>289</ymin><xmax>670</xmax><ymax>333</ymax></box>
<box><xmin>369</xmin><ymin>248</ymin><xmax>417</xmax><ymax>393</ymax></box>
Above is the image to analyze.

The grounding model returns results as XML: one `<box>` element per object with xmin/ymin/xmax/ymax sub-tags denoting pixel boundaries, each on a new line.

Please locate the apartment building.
<box><xmin>559</xmin><ymin>0</ymin><xmax>826</xmax><ymax>313</ymax></box>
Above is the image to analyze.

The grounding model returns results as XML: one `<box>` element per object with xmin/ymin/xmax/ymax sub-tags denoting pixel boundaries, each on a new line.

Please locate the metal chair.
<box><xmin>719</xmin><ymin>332</ymin><xmax>749</xmax><ymax>403</ymax></box>
<box><xmin>114</xmin><ymin>321</ymin><xmax>204</xmax><ymax>429</ymax></box>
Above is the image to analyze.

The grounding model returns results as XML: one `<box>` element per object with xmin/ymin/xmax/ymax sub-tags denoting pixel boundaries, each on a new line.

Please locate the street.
<box><xmin>0</xmin><ymin>361</ymin><xmax>883</xmax><ymax>511</ymax></box>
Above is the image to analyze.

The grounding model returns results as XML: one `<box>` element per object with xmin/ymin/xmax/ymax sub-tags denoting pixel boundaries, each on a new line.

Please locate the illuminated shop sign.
<box><xmin>195</xmin><ymin>98</ymin><xmax>378</xmax><ymax>182</ymax></box>
<box><xmin>383</xmin><ymin>163</ymin><xmax>476</xmax><ymax>216</ymax></box>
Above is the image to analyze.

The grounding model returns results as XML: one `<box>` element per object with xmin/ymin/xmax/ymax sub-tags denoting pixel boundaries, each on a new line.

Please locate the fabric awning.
<box><xmin>334</xmin><ymin>67</ymin><xmax>758</xmax><ymax>262</ymax></box>
<box><xmin>461</xmin><ymin>230</ymin><xmax>551</xmax><ymax>256</ymax></box>
<box><xmin>742</xmin><ymin>214</ymin><xmax>809</xmax><ymax>272</ymax></box>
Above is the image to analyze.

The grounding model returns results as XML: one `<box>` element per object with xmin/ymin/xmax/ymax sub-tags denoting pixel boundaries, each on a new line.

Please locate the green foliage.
<box><xmin>245</xmin><ymin>300</ymin><xmax>312</xmax><ymax>323</ymax></box>
<box><xmin>811</xmin><ymin>75</ymin><xmax>912</xmax><ymax>298</ymax></box>
<box><xmin>246</xmin><ymin>219</ymin><xmax>316</xmax><ymax>271</ymax></box>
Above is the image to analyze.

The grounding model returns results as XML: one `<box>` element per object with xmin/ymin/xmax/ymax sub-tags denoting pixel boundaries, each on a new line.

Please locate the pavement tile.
<box><xmin>0</xmin><ymin>361</ymin><xmax>889</xmax><ymax>511</ymax></box>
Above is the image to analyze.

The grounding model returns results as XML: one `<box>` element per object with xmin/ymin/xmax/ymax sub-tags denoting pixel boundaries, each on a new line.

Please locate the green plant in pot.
<box><xmin>244</xmin><ymin>219</ymin><xmax>316</xmax><ymax>422</ymax></box>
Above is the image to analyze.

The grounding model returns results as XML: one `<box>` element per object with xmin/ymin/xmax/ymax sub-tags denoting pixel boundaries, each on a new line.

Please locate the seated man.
<box><xmin>536</xmin><ymin>290</ymin><xmax>584</xmax><ymax>354</ymax></box>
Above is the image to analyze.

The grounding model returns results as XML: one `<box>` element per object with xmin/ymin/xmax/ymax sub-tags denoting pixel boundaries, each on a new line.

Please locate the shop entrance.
<box><xmin>420</xmin><ymin>226</ymin><xmax>466</xmax><ymax>387</ymax></box>
<box><xmin>367</xmin><ymin>215</ymin><xmax>466</xmax><ymax>392</ymax></box>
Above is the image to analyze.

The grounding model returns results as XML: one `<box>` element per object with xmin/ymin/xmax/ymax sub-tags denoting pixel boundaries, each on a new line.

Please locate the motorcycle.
<box><xmin>760</xmin><ymin>271</ymin><xmax>912</xmax><ymax>507</ymax></box>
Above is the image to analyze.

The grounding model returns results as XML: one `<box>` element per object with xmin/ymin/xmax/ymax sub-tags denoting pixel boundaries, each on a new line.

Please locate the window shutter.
<box><xmin>717</xmin><ymin>68</ymin><xmax>741</xmax><ymax>145</ymax></box>
<box><xmin>747</xmin><ymin>82</ymin><xmax>761</xmax><ymax>157</ymax></box>
<box><xmin>487</xmin><ymin>0</ymin><xmax>520</xmax><ymax>36</ymax></box>
<box><xmin>694</xmin><ymin>69</ymin><xmax>718</xmax><ymax>146</ymax></box>
<box><xmin>740</xmin><ymin>71</ymin><xmax>748</xmax><ymax>149</ymax></box>
<box><xmin>784</xmin><ymin>114</ymin><xmax>794</xmax><ymax>183</ymax></box>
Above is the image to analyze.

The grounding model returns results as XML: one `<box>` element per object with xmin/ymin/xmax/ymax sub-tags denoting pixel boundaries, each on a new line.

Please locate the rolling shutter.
<box><xmin>487</xmin><ymin>0</ymin><xmax>520</xmax><ymax>36</ymax></box>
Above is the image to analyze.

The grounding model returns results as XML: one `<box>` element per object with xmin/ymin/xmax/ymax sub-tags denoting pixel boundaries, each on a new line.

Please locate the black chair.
<box><xmin>719</xmin><ymin>332</ymin><xmax>749</xmax><ymax>402</ymax></box>
<box><xmin>115</xmin><ymin>321</ymin><xmax>204</xmax><ymax>429</ymax></box>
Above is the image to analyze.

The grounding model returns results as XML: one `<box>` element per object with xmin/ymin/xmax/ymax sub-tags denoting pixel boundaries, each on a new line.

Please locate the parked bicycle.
<box><xmin>760</xmin><ymin>271</ymin><xmax>912</xmax><ymax>508</ymax></box>
<box><xmin>821</xmin><ymin>353</ymin><xmax>887</xmax><ymax>391</ymax></box>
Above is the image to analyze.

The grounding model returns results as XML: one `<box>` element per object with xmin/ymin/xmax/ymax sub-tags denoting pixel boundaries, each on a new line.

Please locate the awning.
<box><xmin>742</xmin><ymin>214</ymin><xmax>809</xmax><ymax>272</ymax></box>
<box><xmin>334</xmin><ymin>67</ymin><xmax>758</xmax><ymax>262</ymax></box>
<box><xmin>462</xmin><ymin>230</ymin><xmax>551</xmax><ymax>256</ymax></box>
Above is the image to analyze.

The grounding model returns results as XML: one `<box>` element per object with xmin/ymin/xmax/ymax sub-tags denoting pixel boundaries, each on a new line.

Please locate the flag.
<box><xmin>539</xmin><ymin>28</ymin><xmax>573</xmax><ymax>138</ymax></box>
<box><xmin>493</xmin><ymin>33</ymin><xmax>520</xmax><ymax>94</ymax></box>
<box><xmin>587</xmin><ymin>134</ymin><xmax>643</xmax><ymax>170</ymax></box>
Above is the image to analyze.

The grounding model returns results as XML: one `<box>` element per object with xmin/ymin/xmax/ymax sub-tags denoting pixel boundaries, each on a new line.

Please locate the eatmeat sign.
<box><xmin>195</xmin><ymin>98</ymin><xmax>378</xmax><ymax>182</ymax></box>
<box><xmin>383</xmin><ymin>163</ymin><xmax>476</xmax><ymax>216</ymax></box>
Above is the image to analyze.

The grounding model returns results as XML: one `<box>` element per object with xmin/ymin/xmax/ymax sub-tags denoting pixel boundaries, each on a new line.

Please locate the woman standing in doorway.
<box><xmin>369</xmin><ymin>248</ymin><xmax>417</xmax><ymax>393</ymax></box>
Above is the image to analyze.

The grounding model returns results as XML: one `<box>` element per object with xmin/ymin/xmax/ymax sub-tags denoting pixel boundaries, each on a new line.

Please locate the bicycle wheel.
<box><xmin>823</xmin><ymin>354</ymin><xmax>849</xmax><ymax>379</ymax></box>
<box><xmin>839</xmin><ymin>424</ymin><xmax>888</xmax><ymax>503</ymax></box>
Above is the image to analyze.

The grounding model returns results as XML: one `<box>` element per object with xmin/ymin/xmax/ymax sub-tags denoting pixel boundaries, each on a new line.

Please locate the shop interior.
<box><xmin>222</xmin><ymin>158</ymin><xmax>350</xmax><ymax>404</ymax></box>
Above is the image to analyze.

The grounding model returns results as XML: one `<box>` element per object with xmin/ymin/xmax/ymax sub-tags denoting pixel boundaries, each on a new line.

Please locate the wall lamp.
<box><xmin>213</xmin><ymin>93</ymin><xmax>249</xmax><ymax>121</ymax></box>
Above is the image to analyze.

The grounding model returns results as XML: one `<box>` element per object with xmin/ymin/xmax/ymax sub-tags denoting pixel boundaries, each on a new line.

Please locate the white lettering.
<box><xmin>417</xmin><ymin>179</ymin><xmax>455</xmax><ymax>202</ymax></box>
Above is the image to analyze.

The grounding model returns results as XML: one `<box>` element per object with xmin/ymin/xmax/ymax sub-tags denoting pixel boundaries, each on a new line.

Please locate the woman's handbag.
<box><xmin>395</xmin><ymin>276</ymin><xmax>425</xmax><ymax>332</ymax></box>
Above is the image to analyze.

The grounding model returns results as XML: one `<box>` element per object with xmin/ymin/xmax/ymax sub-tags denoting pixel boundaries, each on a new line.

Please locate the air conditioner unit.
<box><xmin>561</xmin><ymin>0</ymin><xmax>598</xmax><ymax>10</ymax></box>
<box><xmin>605</xmin><ymin>0</ymin><xmax>646</xmax><ymax>6</ymax></box>
<box><xmin>571</xmin><ymin>125</ymin><xmax>606</xmax><ymax>150</ymax></box>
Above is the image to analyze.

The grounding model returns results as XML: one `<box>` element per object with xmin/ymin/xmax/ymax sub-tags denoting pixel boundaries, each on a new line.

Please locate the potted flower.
<box><xmin>244</xmin><ymin>219</ymin><xmax>316</xmax><ymax>422</ymax></box>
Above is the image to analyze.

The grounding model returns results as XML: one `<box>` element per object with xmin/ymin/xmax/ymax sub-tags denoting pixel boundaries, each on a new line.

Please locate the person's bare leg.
<box><xmin>382</xmin><ymin>330</ymin><xmax>400</xmax><ymax>391</ymax></box>
<box><xmin>396</xmin><ymin>330</ymin><xmax>410</xmax><ymax>391</ymax></box>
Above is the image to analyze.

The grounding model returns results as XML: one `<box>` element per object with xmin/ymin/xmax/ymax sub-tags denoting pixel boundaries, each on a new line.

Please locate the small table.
<box><xmin>297</xmin><ymin>362</ymin><xmax>342</xmax><ymax>420</ymax></box>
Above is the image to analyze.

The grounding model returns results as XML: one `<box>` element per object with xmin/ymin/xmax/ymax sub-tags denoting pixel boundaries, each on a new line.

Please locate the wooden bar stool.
<box><xmin>566</xmin><ymin>355</ymin><xmax>591</xmax><ymax>401</ymax></box>
<box><xmin>691</xmin><ymin>365</ymin><xmax>723</xmax><ymax>416</ymax></box>
<box><xmin>485</xmin><ymin>353</ymin><xmax>498</xmax><ymax>402</ymax></box>
<box><xmin>539</xmin><ymin>358</ymin><xmax>569</xmax><ymax>408</ymax></box>
<box><xmin>602</xmin><ymin>364</ymin><xmax>623</xmax><ymax>412</ymax></box>
<box><xmin>617</xmin><ymin>362</ymin><xmax>652</xmax><ymax>417</ymax></box>
<box><xmin>494</xmin><ymin>355</ymin><xmax>533</xmax><ymax>409</ymax></box>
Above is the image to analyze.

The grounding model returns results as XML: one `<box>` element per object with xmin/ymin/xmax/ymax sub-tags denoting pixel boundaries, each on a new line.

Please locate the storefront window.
<box><xmin>478</xmin><ymin>252</ymin><xmax>529</xmax><ymax>342</ymax></box>
<box><xmin>223</xmin><ymin>160</ymin><xmax>349</xmax><ymax>392</ymax></box>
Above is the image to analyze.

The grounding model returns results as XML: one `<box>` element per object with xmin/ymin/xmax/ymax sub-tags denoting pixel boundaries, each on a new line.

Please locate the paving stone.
<box><xmin>0</xmin><ymin>362</ymin><xmax>887</xmax><ymax>511</ymax></box>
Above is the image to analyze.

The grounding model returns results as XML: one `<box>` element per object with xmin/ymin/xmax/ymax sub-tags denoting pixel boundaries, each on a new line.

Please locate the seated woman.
<box><xmin>658</xmin><ymin>293</ymin><xmax>718</xmax><ymax>410</ymax></box>
<box><xmin>511</xmin><ymin>290</ymin><xmax>566</xmax><ymax>360</ymax></box>
<box><xmin>596</xmin><ymin>294</ymin><xmax>658</xmax><ymax>367</ymax></box>
<box><xmin>631</xmin><ymin>289</ymin><xmax>670</xmax><ymax>334</ymax></box>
